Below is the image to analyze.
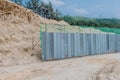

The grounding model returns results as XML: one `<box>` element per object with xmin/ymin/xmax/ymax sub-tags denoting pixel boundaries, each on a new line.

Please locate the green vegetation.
<box><xmin>95</xmin><ymin>27</ymin><xmax>120</xmax><ymax>34</ymax></box>
<box><xmin>61</xmin><ymin>16</ymin><xmax>120</xmax><ymax>28</ymax></box>
<box><xmin>11</xmin><ymin>0</ymin><xmax>62</xmax><ymax>21</ymax></box>
<box><xmin>81</xmin><ymin>26</ymin><xmax>120</xmax><ymax>34</ymax></box>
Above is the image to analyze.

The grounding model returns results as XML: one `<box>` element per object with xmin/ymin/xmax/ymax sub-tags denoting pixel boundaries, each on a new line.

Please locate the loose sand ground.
<box><xmin>0</xmin><ymin>53</ymin><xmax>120</xmax><ymax>80</ymax></box>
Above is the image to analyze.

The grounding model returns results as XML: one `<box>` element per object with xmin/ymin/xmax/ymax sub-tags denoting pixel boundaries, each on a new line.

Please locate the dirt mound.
<box><xmin>0</xmin><ymin>0</ymin><xmax>69</xmax><ymax>66</ymax></box>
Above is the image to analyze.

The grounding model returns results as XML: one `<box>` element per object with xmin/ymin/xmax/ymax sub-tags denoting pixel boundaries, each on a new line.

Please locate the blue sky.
<box><xmin>23</xmin><ymin>0</ymin><xmax>120</xmax><ymax>19</ymax></box>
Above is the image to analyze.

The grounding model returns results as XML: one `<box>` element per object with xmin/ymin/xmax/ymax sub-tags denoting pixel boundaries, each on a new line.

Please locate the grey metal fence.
<box><xmin>41</xmin><ymin>32</ymin><xmax>120</xmax><ymax>60</ymax></box>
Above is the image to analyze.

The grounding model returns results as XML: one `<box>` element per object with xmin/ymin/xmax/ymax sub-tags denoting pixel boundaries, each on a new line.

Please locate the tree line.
<box><xmin>61</xmin><ymin>16</ymin><xmax>120</xmax><ymax>28</ymax></box>
<box><xmin>11</xmin><ymin>0</ymin><xmax>120</xmax><ymax>28</ymax></box>
<box><xmin>11</xmin><ymin>0</ymin><xmax>62</xmax><ymax>21</ymax></box>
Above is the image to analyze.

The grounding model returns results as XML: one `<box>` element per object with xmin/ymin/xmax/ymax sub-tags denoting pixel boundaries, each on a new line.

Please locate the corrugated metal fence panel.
<box><xmin>83</xmin><ymin>34</ymin><xmax>86</xmax><ymax>56</ymax></box>
<box><xmin>109</xmin><ymin>34</ymin><xmax>115</xmax><ymax>53</ymax></box>
<box><xmin>46</xmin><ymin>33</ymin><xmax>54</xmax><ymax>60</ymax></box>
<box><xmin>85</xmin><ymin>34</ymin><xmax>90</xmax><ymax>56</ymax></box>
<box><xmin>42</xmin><ymin>32</ymin><xmax>46</xmax><ymax>60</ymax></box>
<box><xmin>104</xmin><ymin>34</ymin><xmax>107</xmax><ymax>53</ymax></box>
<box><xmin>90</xmin><ymin>34</ymin><xmax>94</xmax><ymax>55</ymax></box>
<box><xmin>93</xmin><ymin>34</ymin><xmax>97</xmax><ymax>55</ymax></box>
<box><xmin>115</xmin><ymin>34</ymin><xmax>117</xmax><ymax>52</ymax></box>
<box><xmin>71</xmin><ymin>33</ymin><xmax>75</xmax><ymax>57</ymax></box>
<box><xmin>64</xmin><ymin>33</ymin><xmax>68</xmax><ymax>58</ymax></box>
<box><xmin>99</xmin><ymin>34</ymin><xmax>104</xmax><ymax>54</ymax></box>
<box><xmin>79</xmin><ymin>34</ymin><xmax>83</xmax><ymax>56</ymax></box>
<box><xmin>74</xmin><ymin>33</ymin><xmax>78</xmax><ymax>57</ymax></box>
<box><xmin>96</xmin><ymin>34</ymin><xmax>100</xmax><ymax>54</ymax></box>
<box><xmin>117</xmin><ymin>34</ymin><xmax>120</xmax><ymax>52</ymax></box>
<box><xmin>42</xmin><ymin>32</ymin><xmax>120</xmax><ymax>60</ymax></box>
<box><xmin>68</xmin><ymin>33</ymin><xmax>71</xmax><ymax>58</ymax></box>
<box><xmin>53</xmin><ymin>33</ymin><xmax>58</xmax><ymax>59</ymax></box>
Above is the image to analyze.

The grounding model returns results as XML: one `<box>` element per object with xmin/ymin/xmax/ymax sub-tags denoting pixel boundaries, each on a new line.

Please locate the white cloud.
<box><xmin>73</xmin><ymin>8</ymin><xmax>88</xmax><ymax>15</ymax></box>
<box><xmin>42</xmin><ymin>0</ymin><xmax>65</xmax><ymax>6</ymax></box>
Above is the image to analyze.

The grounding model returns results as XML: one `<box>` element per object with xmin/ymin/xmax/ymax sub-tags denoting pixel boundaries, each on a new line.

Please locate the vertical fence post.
<box><xmin>45</xmin><ymin>23</ymin><xmax>47</xmax><ymax>32</ymax></box>
<box><xmin>40</xmin><ymin>23</ymin><xmax>43</xmax><ymax>59</ymax></box>
<box><xmin>40</xmin><ymin>24</ymin><xmax>42</xmax><ymax>48</ymax></box>
<box><xmin>79</xmin><ymin>26</ymin><xmax>80</xmax><ymax>33</ymax></box>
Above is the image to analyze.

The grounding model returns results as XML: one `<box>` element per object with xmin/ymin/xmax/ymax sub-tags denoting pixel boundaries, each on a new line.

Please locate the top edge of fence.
<box><xmin>42</xmin><ymin>31</ymin><xmax>118</xmax><ymax>35</ymax></box>
<box><xmin>40</xmin><ymin>23</ymin><xmax>120</xmax><ymax>28</ymax></box>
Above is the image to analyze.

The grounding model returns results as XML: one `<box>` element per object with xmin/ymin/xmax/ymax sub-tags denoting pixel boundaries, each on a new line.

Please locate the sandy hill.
<box><xmin>0</xmin><ymin>0</ymin><xmax>69</xmax><ymax>66</ymax></box>
<box><xmin>0</xmin><ymin>0</ymin><xmax>69</xmax><ymax>25</ymax></box>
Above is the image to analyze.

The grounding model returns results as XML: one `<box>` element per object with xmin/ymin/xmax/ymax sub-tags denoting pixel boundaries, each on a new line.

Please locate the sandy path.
<box><xmin>0</xmin><ymin>53</ymin><xmax>120</xmax><ymax>80</ymax></box>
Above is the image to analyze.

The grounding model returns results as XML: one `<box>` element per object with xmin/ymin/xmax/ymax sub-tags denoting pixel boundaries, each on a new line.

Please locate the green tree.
<box><xmin>25</xmin><ymin>0</ymin><xmax>61</xmax><ymax>20</ymax></box>
<box><xmin>54</xmin><ymin>9</ymin><xmax>62</xmax><ymax>21</ymax></box>
<box><xmin>25</xmin><ymin>0</ymin><xmax>40</xmax><ymax>14</ymax></box>
<box><xmin>48</xmin><ymin>2</ymin><xmax>54</xmax><ymax>19</ymax></box>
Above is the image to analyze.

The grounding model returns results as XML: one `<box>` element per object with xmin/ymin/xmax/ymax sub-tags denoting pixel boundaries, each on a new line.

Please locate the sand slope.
<box><xmin>0</xmin><ymin>0</ymin><xmax>69</xmax><ymax>66</ymax></box>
